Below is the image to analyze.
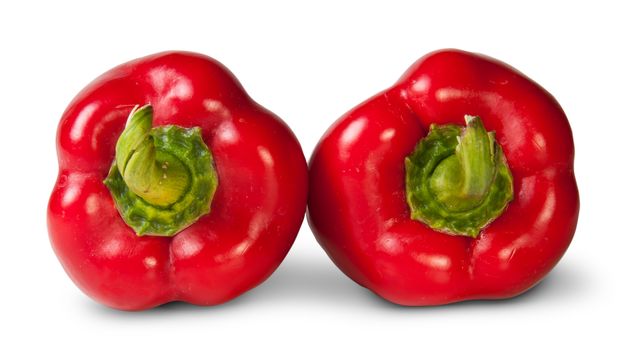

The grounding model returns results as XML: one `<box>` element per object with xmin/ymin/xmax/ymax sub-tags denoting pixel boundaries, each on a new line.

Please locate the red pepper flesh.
<box><xmin>48</xmin><ymin>52</ymin><xmax>308</xmax><ymax>310</ymax></box>
<box><xmin>308</xmin><ymin>49</ymin><xmax>579</xmax><ymax>305</ymax></box>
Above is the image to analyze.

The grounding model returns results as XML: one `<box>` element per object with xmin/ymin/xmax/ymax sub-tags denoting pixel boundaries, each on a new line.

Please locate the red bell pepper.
<box><xmin>48</xmin><ymin>52</ymin><xmax>308</xmax><ymax>310</ymax></box>
<box><xmin>308</xmin><ymin>49</ymin><xmax>579</xmax><ymax>305</ymax></box>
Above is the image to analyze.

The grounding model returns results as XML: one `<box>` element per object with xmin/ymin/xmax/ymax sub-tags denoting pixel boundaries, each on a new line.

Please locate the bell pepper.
<box><xmin>308</xmin><ymin>49</ymin><xmax>579</xmax><ymax>305</ymax></box>
<box><xmin>48</xmin><ymin>51</ymin><xmax>308</xmax><ymax>310</ymax></box>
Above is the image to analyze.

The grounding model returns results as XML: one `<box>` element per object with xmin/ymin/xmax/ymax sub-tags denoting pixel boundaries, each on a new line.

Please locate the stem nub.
<box><xmin>104</xmin><ymin>105</ymin><xmax>218</xmax><ymax>237</ymax></box>
<box><xmin>405</xmin><ymin>116</ymin><xmax>513</xmax><ymax>237</ymax></box>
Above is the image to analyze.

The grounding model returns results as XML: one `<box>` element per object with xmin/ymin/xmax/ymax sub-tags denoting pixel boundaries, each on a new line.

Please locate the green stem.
<box><xmin>104</xmin><ymin>105</ymin><xmax>218</xmax><ymax>237</ymax></box>
<box><xmin>405</xmin><ymin>116</ymin><xmax>513</xmax><ymax>237</ymax></box>
<box><xmin>458</xmin><ymin>116</ymin><xmax>496</xmax><ymax>201</ymax></box>
<box><xmin>429</xmin><ymin>116</ymin><xmax>496</xmax><ymax>212</ymax></box>
<box><xmin>115</xmin><ymin>105</ymin><xmax>190</xmax><ymax>206</ymax></box>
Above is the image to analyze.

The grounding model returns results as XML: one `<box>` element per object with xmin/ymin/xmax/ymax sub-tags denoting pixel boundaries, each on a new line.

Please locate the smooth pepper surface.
<box><xmin>308</xmin><ymin>49</ymin><xmax>579</xmax><ymax>305</ymax></box>
<box><xmin>48</xmin><ymin>52</ymin><xmax>308</xmax><ymax>310</ymax></box>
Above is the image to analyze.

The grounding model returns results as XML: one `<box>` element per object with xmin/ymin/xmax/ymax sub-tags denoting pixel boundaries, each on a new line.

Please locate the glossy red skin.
<box><xmin>48</xmin><ymin>52</ymin><xmax>308</xmax><ymax>310</ymax></box>
<box><xmin>308</xmin><ymin>49</ymin><xmax>579</xmax><ymax>305</ymax></box>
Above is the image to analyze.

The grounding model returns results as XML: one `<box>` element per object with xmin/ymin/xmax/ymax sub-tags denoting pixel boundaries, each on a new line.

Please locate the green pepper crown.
<box><xmin>104</xmin><ymin>105</ymin><xmax>218</xmax><ymax>237</ymax></box>
<box><xmin>405</xmin><ymin>116</ymin><xmax>513</xmax><ymax>237</ymax></box>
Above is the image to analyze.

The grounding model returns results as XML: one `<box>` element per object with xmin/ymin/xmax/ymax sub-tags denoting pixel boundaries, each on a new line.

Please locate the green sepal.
<box><xmin>405</xmin><ymin>117</ymin><xmax>513</xmax><ymax>238</ymax></box>
<box><xmin>104</xmin><ymin>106</ymin><xmax>218</xmax><ymax>237</ymax></box>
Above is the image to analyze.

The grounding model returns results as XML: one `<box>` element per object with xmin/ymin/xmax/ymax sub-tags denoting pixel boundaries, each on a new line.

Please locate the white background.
<box><xmin>1</xmin><ymin>1</ymin><xmax>625</xmax><ymax>349</ymax></box>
